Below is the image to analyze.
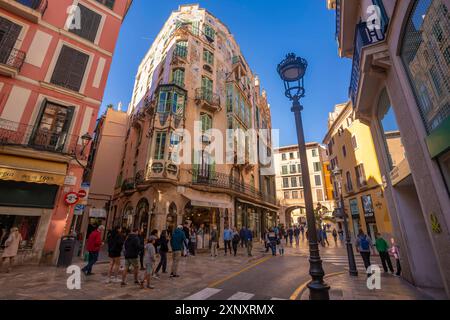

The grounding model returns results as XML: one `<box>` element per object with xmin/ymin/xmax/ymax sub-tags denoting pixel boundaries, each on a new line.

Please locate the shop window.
<box><xmin>0</xmin><ymin>181</ymin><xmax>58</xmax><ymax>209</ymax></box>
<box><xmin>400</xmin><ymin>0</ymin><xmax>450</xmax><ymax>133</ymax></box>
<box><xmin>0</xmin><ymin>215</ymin><xmax>40</xmax><ymax>250</ymax></box>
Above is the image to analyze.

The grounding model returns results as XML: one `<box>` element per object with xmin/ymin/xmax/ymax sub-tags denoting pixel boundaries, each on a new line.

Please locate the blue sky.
<box><xmin>101</xmin><ymin>0</ymin><xmax>353</xmax><ymax>145</ymax></box>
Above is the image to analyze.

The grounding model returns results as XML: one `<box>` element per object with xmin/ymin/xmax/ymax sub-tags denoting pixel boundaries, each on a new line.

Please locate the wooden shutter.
<box><xmin>0</xmin><ymin>17</ymin><xmax>22</xmax><ymax>63</ymax></box>
<box><xmin>71</xmin><ymin>4</ymin><xmax>101</xmax><ymax>43</ymax></box>
<box><xmin>51</xmin><ymin>45</ymin><xmax>89</xmax><ymax>92</ymax></box>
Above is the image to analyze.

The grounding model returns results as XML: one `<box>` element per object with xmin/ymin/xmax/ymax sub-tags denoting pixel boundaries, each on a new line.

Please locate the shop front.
<box><xmin>236</xmin><ymin>198</ymin><xmax>277</xmax><ymax>241</ymax></box>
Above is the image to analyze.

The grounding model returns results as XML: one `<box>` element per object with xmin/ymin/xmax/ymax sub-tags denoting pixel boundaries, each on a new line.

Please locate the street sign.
<box><xmin>64</xmin><ymin>192</ymin><xmax>79</xmax><ymax>206</ymax></box>
<box><xmin>79</xmin><ymin>183</ymin><xmax>90</xmax><ymax>205</ymax></box>
<box><xmin>74</xmin><ymin>204</ymin><xmax>85</xmax><ymax>216</ymax></box>
<box><xmin>64</xmin><ymin>175</ymin><xmax>77</xmax><ymax>186</ymax></box>
<box><xmin>78</xmin><ymin>189</ymin><xmax>87</xmax><ymax>198</ymax></box>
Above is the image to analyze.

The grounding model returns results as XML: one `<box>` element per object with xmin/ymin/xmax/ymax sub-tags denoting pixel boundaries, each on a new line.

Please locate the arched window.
<box><xmin>135</xmin><ymin>198</ymin><xmax>149</xmax><ymax>234</ymax></box>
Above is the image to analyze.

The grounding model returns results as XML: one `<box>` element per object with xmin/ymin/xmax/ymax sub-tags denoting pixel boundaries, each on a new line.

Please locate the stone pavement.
<box><xmin>0</xmin><ymin>243</ymin><xmax>267</xmax><ymax>300</ymax></box>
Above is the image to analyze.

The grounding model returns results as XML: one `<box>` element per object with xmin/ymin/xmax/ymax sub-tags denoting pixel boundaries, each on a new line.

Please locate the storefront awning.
<box><xmin>0</xmin><ymin>154</ymin><xmax>67</xmax><ymax>185</ymax></box>
<box><xmin>237</xmin><ymin>198</ymin><xmax>278</xmax><ymax>212</ymax></box>
<box><xmin>183</xmin><ymin>190</ymin><xmax>233</xmax><ymax>209</ymax></box>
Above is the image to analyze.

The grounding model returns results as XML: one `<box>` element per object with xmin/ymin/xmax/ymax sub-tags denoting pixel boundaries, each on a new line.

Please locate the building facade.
<box><xmin>110</xmin><ymin>4</ymin><xmax>278</xmax><ymax>244</ymax></box>
<box><xmin>274</xmin><ymin>143</ymin><xmax>335</xmax><ymax>227</ymax></box>
<box><xmin>323</xmin><ymin>101</ymin><xmax>395</xmax><ymax>241</ymax></box>
<box><xmin>328</xmin><ymin>0</ymin><xmax>450</xmax><ymax>298</ymax></box>
<box><xmin>0</xmin><ymin>0</ymin><xmax>132</xmax><ymax>264</ymax></box>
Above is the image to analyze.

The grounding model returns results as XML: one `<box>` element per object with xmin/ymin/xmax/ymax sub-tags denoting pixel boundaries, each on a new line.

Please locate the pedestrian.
<box><xmin>288</xmin><ymin>227</ymin><xmax>293</xmax><ymax>246</ymax></box>
<box><xmin>197</xmin><ymin>224</ymin><xmax>204</xmax><ymax>249</ymax></box>
<box><xmin>231</xmin><ymin>227</ymin><xmax>240</xmax><ymax>256</ymax></box>
<box><xmin>155</xmin><ymin>230</ymin><xmax>169</xmax><ymax>275</ymax></box>
<box><xmin>278</xmin><ymin>234</ymin><xmax>285</xmax><ymax>256</ymax></box>
<box><xmin>140</xmin><ymin>237</ymin><xmax>157</xmax><ymax>289</ymax></box>
<box><xmin>284</xmin><ymin>228</ymin><xmax>288</xmax><ymax>245</ymax></box>
<box><xmin>389</xmin><ymin>238</ymin><xmax>402</xmax><ymax>277</ymax></box>
<box><xmin>332</xmin><ymin>228</ymin><xmax>338</xmax><ymax>245</ymax></box>
<box><xmin>1</xmin><ymin>227</ymin><xmax>22</xmax><ymax>273</ymax></box>
<box><xmin>300</xmin><ymin>224</ymin><xmax>305</xmax><ymax>241</ymax></box>
<box><xmin>121</xmin><ymin>228</ymin><xmax>141</xmax><ymax>286</ymax></box>
<box><xmin>322</xmin><ymin>227</ymin><xmax>330</xmax><ymax>246</ymax></box>
<box><xmin>106</xmin><ymin>226</ymin><xmax>124</xmax><ymax>283</ymax></box>
<box><xmin>317</xmin><ymin>228</ymin><xmax>324</xmax><ymax>247</ymax></box>
<box><xmin>189</xmin><ymin>228</ymin><xmax>197</xmax><ymax>256</ymax></box>
<box><xmin>170</xmin><ymin>225</ymin><xmax>186</xmax><ymax>278</ymax></box>
<box><xmin>264</xmin><ymin>229</ymin><xmax>270</xmax><ymax>253</ymax></box>
<box><xmin>239</xmin><ymin>227</ymin><xmax>247</xmax><ymax>248</ymax></box>
<box><xmin>210</xmin><ymin>225</ymin><xmax>219</xmax><ymax>258</ymax></box>
<box><xmin>138</xmin><ymin>229</ymin><xmax>145</xmax><ymax>270</ymax></box>
<box><xmin>338</xmin><ymin>229</ymin><xmax>344</xmax><ymax>241</ymax></box>
<box><xmin>355</xmin><ymin>229</ymin><xmax>375</xmax><ymax>274</ymax></box>
<box><xmin>267</xmin><ymin>228</ymin><xmax>277</xmax><ymax>256</ymax></box>
<box><xmin>223</xmin><ymin>226</ymin><xmax>232</xmax><ymax>256</ymax></box>
<box><xmin>81</xmin><ymin>225</ymin><xmax>104</xmax><ymax>276</ymax></box>
<box><xmin>375</xmin><ymin>233</ymin><xmax>394</xmax><ymax>274</ymax></box>
<box><xmin>245</xmin><ymin>228</ymin><xmax>253</xmax><ymax>257</ymax></box>
<box><xmin>182</xmin><ymin>222</ymin><xmax>190</xmax><ymax>257</ymax></box>
<box><xmin>294</xmin><ymin>226</ymin><xmax>300</xmax><ymax>247</ymax></box>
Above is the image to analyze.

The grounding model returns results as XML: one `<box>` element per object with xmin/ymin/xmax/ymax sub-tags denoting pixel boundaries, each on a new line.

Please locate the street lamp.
<box><xmin>73</xmin><ymin>132</ymin><xmax>93</xmax><ymax>170</ymax></box>
<box><xmin>277</xmin><ymin>53</ymin><xmax>330</xmax><ymax>300</ymax></box>
<box><xmin>332</xmin><ymin>166</ymin><xmax>358</xmax><ymax>276</ymax></box>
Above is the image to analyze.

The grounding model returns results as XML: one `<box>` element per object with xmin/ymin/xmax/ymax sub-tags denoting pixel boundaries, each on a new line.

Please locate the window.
<box><xmin>312</xmin><ymin>149</ymin><xmax>318</xmax><ymax>157</ymax></box>
<box><xmin>400</xmin><ymin>0</ymin><xmax>450</xmax><ymax>133</ymax></box>
<box><xmin>297</xmin><ymin>164</ymin><xmax>302</xmax><ymax>173</ymax></box>
<box><xmin>0</xmin><ymin>17</ymin><xmax>22</xmax><ymax>65</ymax></box>
<box><xmin>316</xmin><ymin>189</ymin><xmax>324</xmax><ymax>202</ymax></box>
<box><xmin>284</xmin><ymin>191</ymin><xmax>290</xmax><ymax>199</ymax></box>
<box><xmin>50</xmin><ymin>45</ymin><xmax>89</xmax><ymax>92</ymax></box>
<box><xmin>313</xmin><ymin>162</ymin><xmax>321</xmax><ymax>172</ymax></box>
<box><xmin>0</xmin><ymin>214</ymin><xmax>40</xmax><ymax>249</ymax></box>
<box><xmin>299</xmin><ymin>189</ymin><xmax>304</xmax><ymax>199</ymax></box>
<box><xmin>169</xmin><ymin>132</ymin><xmax>181</xmax><ymax>162</ymax></box>
<box><xmin>289</xmin><ymin>152</ymin><xmax>294</xmax><ymax>159</ymax></box>
<box><xmin>31</xmin><ymin>100</ymin><xmax>74</xmax><ymax>152</ymax></box>
<box><xmin>292</xmin><ymin>191</ymin><xmax>299</xmax><ymax>199</ymax></box>
<box><xmin>291</xmin><ymin>177</ymin><xmax>297</xmax><ymax>188</ymax></box>
<box><xmin>342</xmin><ymin>145</ymin><xmax>347</xmax><ymax>157</ymax></box>
<box><xmin>69</xmin><ymin>4</ymin><xmax>101</xmax><ymax>43</ymax></box>
<box><xmin>172</xmin><ymin>68</ymin><xmax>185</xmax><ymax>87</ymax></box>
<box><xmin>175</xmin><ymin>41</ymin><xmax>188</xmax><ymax>58</ymax></box>
<box><xmin>346</xmin><ymin>117</ymin><xmax>353</xmax><ymax>127</ymax></box>
<box><xmin>282</xmin><ymin>178</ymin><xmax>289</xmax><ymax>188</ymax></box>
<box><xmin>157</xmin><ymin>88</ymin><xmax>186</xmax><ymax>114</ymax></box>
<box><xmin>346</xmin><ymin>171</ymin><xmax>353</xmax><ymax>192</ymax></box>
<box><xmin>204</xmin><ymin>24</ymin><xmax>215</xmax><ymax>41</ymax></box>
<box><xmin>290</xmin><ymin>165</ymin><xmax>297</xmax><ymax>174</ymax></box>
<box><xmin>95</xmin><ymin>0</ymin><xmax>115</xmax><ymax>10</ymax></box>
<box><xmin>201</xmin><ymin>113</ymin><xmax>212</xmax><ymax>132</ymax></box>
<box><xmin>281</xmin><ymin>166</ymin><xmax>288</xmax><ymax>175</ymax></box>
<box><xmin>298</xmin><ymin>176</ymin><xmax>303</xmax><ymax>188</ymax></box>
<box><xmin>201</xmin><ymin>76</ymin><xmax>213</xmax><ymax>97</ymax></box>
<box><xmin>282</xmin><ymin>153</ymin><xmax>287</xmax><ymax>161</ymax></box>
<box><xmin>297</xmin><ymin>152</ymin><xmax>300</xmax><ymax>158</ymax></box>
<box><xmin>355</xmin><ymin>164</ymin><xmax>367</xmax><ymax>187</ymax></box>
<box><xmin>351</xmin><ymin>135</ymin><xmax>358</xmax><ymax>149</ymax></box>
<box><xmin>203</xmin><ymin>49</ymin><xmax>214</xmax><ymax>65</ymax></box>
<box><xmin>154</xmin><ymin>132</ymin><xmax>167</xmax><ymax>160</ymax></box>
<box><xmin>314</xmin><ymin>175</ymin><xmax>322</xmax><ymax>186</ymax></box>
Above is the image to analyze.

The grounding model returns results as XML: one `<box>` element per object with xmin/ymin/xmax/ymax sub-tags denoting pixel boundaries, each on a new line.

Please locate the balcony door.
<box><xmin>31</xmin><ymin>100</ymin><xmax>74</xmax><ymax>152</ymax></box>
<box><xmin>0</xmin><ymin>17</ymin><xmax>22</xmax><ymax>65</ymax></box>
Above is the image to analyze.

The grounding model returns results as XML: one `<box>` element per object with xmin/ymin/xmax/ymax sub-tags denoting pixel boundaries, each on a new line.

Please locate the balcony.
<box><xmin>195</xmin><ymin>88</ymin><xmax>221</xmax><ymax>113</ymax></box>
<box><xmin>121</xmin><ymin>178</ymin><xmax>136</xmax><ymax>193</ymax></box>
<box><xmin>0</xmin><ymin>118</ymin><xmax>80</xmax><ymax>156</ymax></box>
<box><xmin>0</xmin><ymin>0</ymin><xmax>48</xmax><ymax>23</ymax></box>
<box><xmin>0</xmin><ymin>47</ymin><xmax>26</xmax><ymax>77</ymax></box>
<box><xmin>191</xmin><ymin>168</ymin><xmax>277</xmax><ymax>206</ymax></box>
<box><xmin>172</xmin><ymin>47</ymin><xmax>188</xmax><ymax>65</ymax></box>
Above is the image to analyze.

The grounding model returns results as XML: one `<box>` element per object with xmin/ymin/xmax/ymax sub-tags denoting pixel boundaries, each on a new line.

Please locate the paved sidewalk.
<box><xmin>300</xmin><ymin>272</ymin><xmax>432</xmax><ymax>300</ymax></box>
<box><xmin>0</xmin><ymin>243</ymin><xmax>267</xmax><ymax>300</ymax></box>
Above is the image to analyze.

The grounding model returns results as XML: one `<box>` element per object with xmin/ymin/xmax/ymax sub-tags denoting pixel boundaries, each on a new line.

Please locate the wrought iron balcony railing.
<box><xmin>195</xmin><ymin>88</ymin><xmax>221</xmax><ymax>110</ymax></box>
<box><xmin>121</xmin><ymin>178</ymin><xmax>135</xmax><ymax>192</ymax></box>
<box><xmin>349</xmin><ymin>1</ymin><xmax>389</xmax><ymax>106</ymax></box>
<box><xmin>0</xmin><ymin>118</ymin><xmax>80</xmax><ymax>155</ymax></box>
<box><xmin>0</xmin><ymin>47</ymin><xmax>26</xmax><ymax>71</ymax></box>
<box><xmin>191</xmin><ymin>168</ymin><xmax>277</xmax><ymax>205</ymax></box>
<box><xmin>15</xmin><ymin>0</ymin><xmax>48</xmax><ymax>13</ymax></box>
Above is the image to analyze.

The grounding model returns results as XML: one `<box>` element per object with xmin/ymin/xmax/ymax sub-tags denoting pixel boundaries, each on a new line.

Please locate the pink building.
<box><xmin>0</xmin><ymin>0</ymin><xmax>132</xmax><ymax>264</ymax></box>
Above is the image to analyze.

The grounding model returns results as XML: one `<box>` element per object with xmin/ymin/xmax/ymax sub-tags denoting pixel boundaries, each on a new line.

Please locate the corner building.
<box><xmin>111</xmin><ymin>4</ymin><xmax>278</xmax><ymax>244</ymax></box>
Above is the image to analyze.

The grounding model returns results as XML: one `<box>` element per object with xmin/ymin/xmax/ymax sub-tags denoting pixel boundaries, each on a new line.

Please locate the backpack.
<box><xmin>360</xmin><ymin>235</ymin><xmax>370</xmax><ymax>251</ymax></box>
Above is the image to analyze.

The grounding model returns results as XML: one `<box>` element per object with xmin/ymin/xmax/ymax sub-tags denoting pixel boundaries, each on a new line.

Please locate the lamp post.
<box><xmin>277</xmin><ymin>53</ymin><xmax>330</xmax><ymax>300</ymax></box>
<box><xmin>332</xmin><ymin>166</ymin><xmax>358</xmax><ymax>276</ymax></box>
<box><xmin>73</xmin><ymin>133</ymin><xmax>93</xmax><ymax>171</ymax></box>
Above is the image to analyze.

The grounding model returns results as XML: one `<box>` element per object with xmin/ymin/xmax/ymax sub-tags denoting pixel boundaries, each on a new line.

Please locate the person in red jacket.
<box><xmin>82</xmin><ymin>225</ymin><xmax>105</xmax><ymax>276</ymax></box>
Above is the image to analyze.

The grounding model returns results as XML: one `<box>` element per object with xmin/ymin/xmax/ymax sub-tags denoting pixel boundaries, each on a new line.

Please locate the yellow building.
<box><xmin>323</xmin><ymin>101</ymin><xmax>397</xmax><ymax>240</ymax></box>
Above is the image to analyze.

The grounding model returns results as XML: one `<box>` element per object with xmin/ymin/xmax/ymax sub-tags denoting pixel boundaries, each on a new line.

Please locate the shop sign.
<box><xmin>0</xmin><ymin>168</ymin><xmax>65</xmax><ymax>185</ymax></box>
<box><xmin>361</xmin><ymin>195</ymin><xmax>375</xmax><ymax>218</ymax></box>
<box><xmin>349</xmin><ymin>199</ymin><xmax>360</xmax><ymax>218</ymax></box>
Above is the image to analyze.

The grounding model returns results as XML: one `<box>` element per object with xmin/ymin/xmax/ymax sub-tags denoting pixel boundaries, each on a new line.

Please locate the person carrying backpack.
<box><xmin>355</xmin><ymin>229</ymin><xmax>375</xmax><ymax>274</ymax></box>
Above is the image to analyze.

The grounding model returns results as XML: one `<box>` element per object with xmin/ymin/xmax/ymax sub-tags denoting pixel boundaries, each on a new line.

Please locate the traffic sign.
<box><xmin>78</xmin><ymin>189</ymin><xmax>87</xmax><ymax>198</ymax></box>
<box><xmin>64</xmin><ymin>192</ymin><xmax>79</xmax><ymax>205</ymax></box>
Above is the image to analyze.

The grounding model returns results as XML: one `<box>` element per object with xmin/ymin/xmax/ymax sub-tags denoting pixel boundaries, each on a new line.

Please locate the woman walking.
<box><xmin>155</xmin><ymin>230</ymin><xmax>169</xmax><ymax>275</ymax></box>
<box><xmin>106</xmin><ymin>226</ymin><xmax>124</xmax><ymax>283</ymax></box>
<box><xmin>389</xmin><ymin>238</ymin><xmax>402</xmax><ymax>276</ymax></box>
<box><xmin>1</xmin><ymin>227</ymin><xmax>22</xmax><ymax>273</ymax></box>
<box><xmin>231</xmin><ymin>228</ymin><xmax>240</xmax><ymax>256</ymax></box>
<box><xmin>189</xmin><ymin>228</ymin><xmax>197</xmax><ymax>256</ymax></box>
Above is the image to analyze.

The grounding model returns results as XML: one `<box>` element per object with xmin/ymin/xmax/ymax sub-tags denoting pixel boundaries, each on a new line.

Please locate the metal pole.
<box><xmin>292</xmin><ymin>97</ymin><xmax>330</xmax><ymax>300</ymax></box>
<box><xmin>339</xmin><ymin>185</ymin><xmax>358</xmax><ymax>276</ymax></box>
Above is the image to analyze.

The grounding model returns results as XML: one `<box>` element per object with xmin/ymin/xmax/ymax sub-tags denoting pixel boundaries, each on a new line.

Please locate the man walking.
<box><xmin>245</xmin><ymin>228</ymin><xmax>253</xmax><ymax>257</ymax></box>
<box><xmin>355</xmin><ymin>229</ymin><xmax>375</xmax><ymax>274</ymax></box>
<box><xmin>288</xmin><ymin>227</ymin><xmax>294</xmax><ymax>246</ymax></box>
<box><xmin>294</xmin><ymin>226</ymin><xmax>300</xmax><ymax>247</ymax></box>
<box><xmin>223</xmin><ymin>226</ymin><xmax>232</xmax><ymax>256</ymax></box>
<box><xmin>375</xmin><ymin>233</ymin><xmax>394</xmax><ymax>274</ymax></box>
<box><xmin>82</xmin><ymin>225</ymin><xmax>104</xmax><ymax>276</ymax></box>
<box><xmin>121</xmin><ymin>228</ymin><xmax>140</xmax><ymax>286</ymax></box>
<box><xmin>210</xmin><ymin>225</ymin><xmax>219</xmax><ymax>258</ymax></box>
<box><xmin>239</xmin><ymin>227</ymin><xmax>247</xmax><ymax>248</ymax></box>
<box><xmin>170</xmin><ymin>225</ymin><xmax>186</xmax><ymax>278</ymax></box>
<box><xmin>182</xmin><ymin>222</ymin><xmax>190</xmax><ymax>257</ymax></box>
<box><xmin>300</xmin><ymin>224</ymin><xmax>305</xmax><ymax>241</ymax></box>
